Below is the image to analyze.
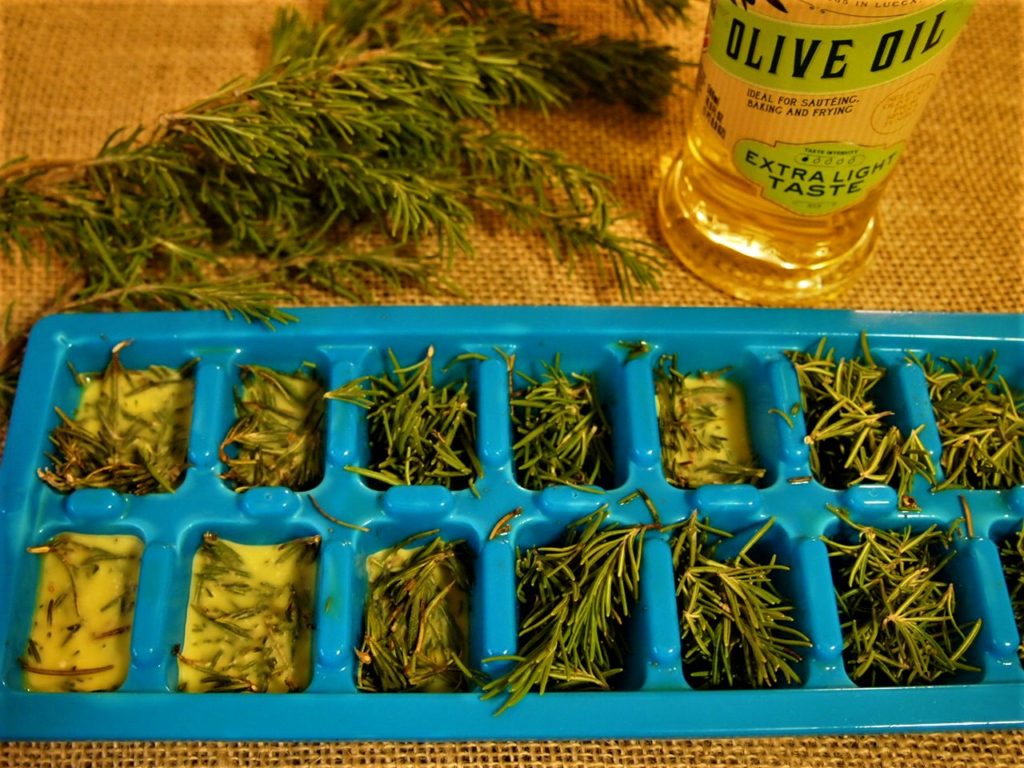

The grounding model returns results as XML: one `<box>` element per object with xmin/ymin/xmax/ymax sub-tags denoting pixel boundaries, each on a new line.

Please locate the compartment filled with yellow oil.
<box><xmin>39</xmin><ymin>342</ymin><xmax>195</xmax><ymax>495</ymax></box>
<box><xmin>655</xmin><ymin>364</ymin><xmax>763</xmax><ymax>488</ymax></box>
<box><xmin>21</xmin><ymin>532</ymin><xmax>144</xmax><ymax>692</ymax></box>
<box><xmin>177</xmin><ymin>533</ymin><xmax>319</xmax><ymax>693</ymax></box>
<box><xmin>219</xmin><ymin>364</ymin><xmax>326</xmax><ymax>491</ymax></box>
<box><xmin>357</xmin><ymin>536</ymin><xmax>472</xmax><ymax>693</ymax></box>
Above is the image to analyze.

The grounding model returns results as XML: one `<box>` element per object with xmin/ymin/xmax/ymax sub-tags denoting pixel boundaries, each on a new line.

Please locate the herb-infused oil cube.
<box><xmin>219</xmin><ymin>364</ymin><xmax>326</xmax><ymax>491</ymax></box>
<box><xmin>21</xmin><ymin>533</ymin><xmax>144</xmax><ymax>692</ymax></box>
<box><xmin>357</xmin><ymin>535</ymin><xmax>473</xmax><ymax>693</ymax></box>
<box><xmin>671</xmin><ymin>515</ymin><xmax>808</xmax><ymax>688</ymax></box>
<box><xmin>824</xmin><ymin>507</ymin><xmax>981</xmax><ymax>686</ymax></box>
<box><xmin>509</xmin><ymin>354</ymin><xmax>614</xmax><ymax>490</ymax></box>
<box><xmin>1000</xmin><ymin>522</ymin><xmax>1024</xmax><ymax>665</ymax></box>
<box><xmin>176</xmin><ymin>533</ymin><xmax>319</xmax><ymax>693</ymax></box>
<box><xmin>39</xmin><ymin>342</ymin><xmax>195</xmax><ymax>495</ymax></box>
<box><xmin>655</xmin><ymin>356</ymin><xmax>764</xmax><ymax>488</ymax></box>
<box><xmin>909</xmin><ymin>351</ymin><xmax>1024</xmax><ymax>491</ymax></box>
<box><xmin>786</xmin><ymin>335</ymin><xmax>933</xmax><ymax>510</ymax></box>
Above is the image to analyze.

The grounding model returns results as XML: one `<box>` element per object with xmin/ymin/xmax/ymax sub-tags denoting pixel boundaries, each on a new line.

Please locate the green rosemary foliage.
<box><xmin>357</xmin><ymin>534</ymin><xmax>474</xmax><ymax>692</ymax></box>
<box><xmin>38</xmin><ymin>343</ymin><xmax>195</xmax><ymax>495</ymax></box>
<box><xmin>786</xmin><ymin>336</ymin><xmax>935</xmax><ymax>511</ymax></box>
<box><xmin>1000</xmin><ymin>522</ymin><xmax>1024</xmax><ymax>664</ymax></box>
<box><xmin>672</xmin><ymin>514</ymin><xmax>809</xmax><ymax>688</ymax></box>
<box><xmin>176</xmin><ymin>532</ymin><xmax>320</xmax><ymax>693</ymax></box>
<box><xmin>219</xmin><ymin>364</ymin><xmax>326</xmax><ymax>491</ymax></box>
<box><xmin>823</xmin><ymin>506</ymin><xmax>982</xmax><ymax>686</ymax></box>
<box><xmin>482</xmin><ymin>506</ymin><xmax>653</xmax><ymax>713</ymax></box>
<box><xmin>2</xmin><ymin>0</ymin><xmax>688</xmax><ymax>319</ymax></box>
<box><xmin>0</xmin><ymin>1</ymin><xmax>689</xmax><ymax>428</ymax></box>
<box><xmin>325</xmin><ymin>347</ymin><xmax>481</xmax><ymax>488</ymax></box>
<box><xmin>908</xmin><ymin>351</ymin><xmax>1024</xmax><ymax>491</ymax></box>
<box><xmin>655</xmin><ymin>354</ymin><xmax>765</xmax><ymax>488</ymax></box>
<box><xmin>509</xmin><ymin>354</ymin><xmax>614</xmax><ymax>490</ymax></box>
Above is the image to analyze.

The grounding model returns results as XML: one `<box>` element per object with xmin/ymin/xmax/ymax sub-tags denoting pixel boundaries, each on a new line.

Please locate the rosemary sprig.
<box><xmin>219</xmin><ymin>364</ymin><xmax>325</xmax><ymax>491</ymax></box>
<box><xmin>908</xmin><ymin>351</ymin><xmax>1024</xmax><ymax>490</ymax></box>
<box><xmin>482</xmin><ymin>505</ymin><xmax>654</xmax><ymax>713</ymax></box>
<box><xmin>326</xmin><ymin>347</ymin><xmax>480</xmax><ymax>489</ymax></box>
<box><xmin>37</xmin><ymin>342</ymin><xmax>195</xmax><ymax>495</ymax></box>
<box><xmin>823</xmin><ymin>506</ymin><xmax>982</xmax><ymax>686</ymax></box>
<box><xmin>655</xmin><ymin>354</ymin><xmax>765</xmax><ymax>488</ymax></box>
<box><xmin>357</xmin><ymin>534</ymin><xmax>474</xmax><ymax>692</ymax></box>
<box><xmin>671</xmin><ymin>514</ymin><xmax>809</xmax><ymax>688</ymax></box>
<box><xmin>177</xmin><ymin>532</ymin><xmax>320</xmax><ymax>693</ymax></box>
<box><xmin>1000</xmin><ymin>522</ymin><xmax>1024</xmax><ymax>664</ymax></box>
<box><xmin>786</xmin><ymin>335</ymin><xmax>935</xmax><ymax>510</ymax></box>
<box><xmin>0</xmin><ymin>1</ymin><xmax>691</xmax><ymax>428</ymax></box>
<box><xmin>509</xmin><ymin>354</ymin><xmax>614</xmax><ymax>490</ymax></box>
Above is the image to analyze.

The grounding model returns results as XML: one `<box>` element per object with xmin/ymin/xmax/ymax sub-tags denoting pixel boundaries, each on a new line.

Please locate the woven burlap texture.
<box><xmin>1</xmin><ymin>0</ymin><xmax>1022</xmax><ymax>765</ymax></box>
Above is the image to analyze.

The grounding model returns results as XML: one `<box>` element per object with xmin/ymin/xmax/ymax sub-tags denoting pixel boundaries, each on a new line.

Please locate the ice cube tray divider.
<box><xmin>1</xmin><ymin>306</ymin><xmax>1022</xmax><ymax>740</ymax></box>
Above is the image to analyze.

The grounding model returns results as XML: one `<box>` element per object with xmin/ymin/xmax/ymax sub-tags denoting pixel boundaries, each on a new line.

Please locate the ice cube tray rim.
<box><xmin>0</xmin><ymin>305</ymin><xmax>1022</xmax><ymax>741</ymax></box>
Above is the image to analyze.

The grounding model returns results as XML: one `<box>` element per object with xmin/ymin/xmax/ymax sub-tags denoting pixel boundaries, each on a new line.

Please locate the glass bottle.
<box><xmin>658</xmin><ymin>0</ymin><xmax>977</xmax><ymax>304</ymax></box>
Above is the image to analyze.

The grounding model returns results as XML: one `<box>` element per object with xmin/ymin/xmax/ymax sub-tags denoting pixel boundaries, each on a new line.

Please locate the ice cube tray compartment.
<box><xmin>1</xmin><ymin>306</ymin><xmax>1022</xmax><ymax>740</ymax></box>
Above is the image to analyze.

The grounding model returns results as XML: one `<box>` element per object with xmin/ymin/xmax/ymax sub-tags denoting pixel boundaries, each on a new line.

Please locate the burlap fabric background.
<box><xmin>0</xmin><ymin>0</ymin><xmax>1021</xmax><ymax>764</ymax></box>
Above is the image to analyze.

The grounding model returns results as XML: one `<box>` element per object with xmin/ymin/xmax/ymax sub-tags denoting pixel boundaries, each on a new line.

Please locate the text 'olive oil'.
<box><xmin>658</xmin><ymin>0</ymin><xmax>976</xmax><ymax>304</ymax></box>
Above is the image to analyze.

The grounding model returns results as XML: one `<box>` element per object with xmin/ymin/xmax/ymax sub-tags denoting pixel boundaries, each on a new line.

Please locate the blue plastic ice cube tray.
<box><xmin>1</xmin><ymin>306</ymin><xmax>1022</xmax><ymax>741</ymax></box>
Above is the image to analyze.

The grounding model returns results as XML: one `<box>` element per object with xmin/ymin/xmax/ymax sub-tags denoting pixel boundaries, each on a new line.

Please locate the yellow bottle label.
<box><xmin>698</xmin><ymin>0</ymin><xmax>975</xmax><ymax>215</ymax></box>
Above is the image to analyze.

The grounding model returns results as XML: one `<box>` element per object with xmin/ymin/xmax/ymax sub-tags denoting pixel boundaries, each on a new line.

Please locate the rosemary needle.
<box><xmin>671</xmin><ymin>513</ymin><xmax>809</xmax><ymax>688</ymax></box>
<box><xmin>326</xmin><ymin>347</ymin><xmax>481</xmax><ymax>489</ymax></box>
<box><xmin>509</xmin><ymin>353</ymin><xmax>614</xmax><ymax>490</ymax></box>
<box><xmin>823</xmin><ymin>506</ymin><xmax>981</xmax><ymax>686</ymax></box>
<box><xmin>482</xmin><ymin>505</ymin><xmax>654</xmax><ymax>713</ymax></box>
<box><xmin>219</xmin><ymin>364</ymin><xmax>325</xmax><ymax>491</ymax></box>
<box><xmin>908</xmin><ymin>350</ymin><xmax>1024</xmax><ymax>491</ymax></box>
<box><xmin>357</xmin><ymin>535</ymin><xmax>474</xmax><ymax>693</ymax></box>
<box><xmin>786</xmin><ymin>335</ymin><xmax>935</xmax><ymax>511</ymax></box>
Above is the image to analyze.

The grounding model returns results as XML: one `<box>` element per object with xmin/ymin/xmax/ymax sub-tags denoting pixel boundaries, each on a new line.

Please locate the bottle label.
<box><xmin>698</xmin><ymin>0</ymin><xmax>975</xmax><ymax>216</ymax></box>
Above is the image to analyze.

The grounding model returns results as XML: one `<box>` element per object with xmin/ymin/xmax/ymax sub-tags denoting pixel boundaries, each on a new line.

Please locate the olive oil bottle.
<box><xmin>658</xmin><ymin>0</ymin><xmax>977</xmax><ymax>304</ymax></box>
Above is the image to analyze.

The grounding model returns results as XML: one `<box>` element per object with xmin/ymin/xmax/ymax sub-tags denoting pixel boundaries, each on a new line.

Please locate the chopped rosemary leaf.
<box><xmin>786</xmin><ymin>335</ymin><xmax>934</xmax><ymax>511</ymax></box>
<box><xmin>219</xmin><ymin>364</ymin><xmax>325</xmax><ymax>491</ymax></box>
<box><xmin>823</xmin><ymin>506</ymin><xmax>981</xmax><ymax>687</ymax></box>
<box><xmin>38</xmin><ymin>341</ymin><xmax>195</xmax><ymax>495</ymax></box>
<box><xmin>908</xmin><ymin>351</ymin><xmax>1024</xmax><ymax>491</ymax></box>
<box><xmin>509</xmin><ymin>354</ymin><xmax>614</xmax><ymax>490</ymax></box>
<box><xmin>671</xmin><ymin>514</ymin><xmax>808</xmax><ymax>688</ymax></box>
<box><xmin>655</xmin><ymin>354</ymin><xmax>765</xmax><ymax>488</ymax></box>
<box><xmin>326</xmin><ymin>347</ymin><xmax>480</xmax><ymax>489</ymax></box>
<box><xmin>357</xmin><ymin>535</ymin><xmax>474</xmax><ymax>693</ymax></box>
